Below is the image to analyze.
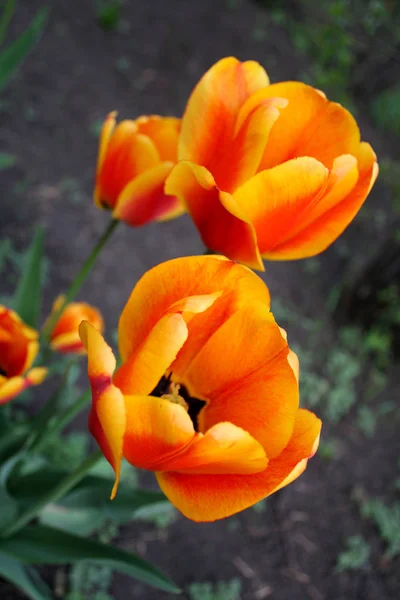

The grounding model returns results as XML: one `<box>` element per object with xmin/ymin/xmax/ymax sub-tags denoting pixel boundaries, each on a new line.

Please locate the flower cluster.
<box><xmin>99</xmin><ymin>57</ymin><xmax>377</xmax><ymax>270</ymax></box>
<box><xmin>79</xmin><ymin>55</ymin><xmax>378</xmax><ymax>521</ymax></box>
<box><xmin>2</xmin><ymin>56</ymin><xmax>377</xmax><ymax>526</ymax></box>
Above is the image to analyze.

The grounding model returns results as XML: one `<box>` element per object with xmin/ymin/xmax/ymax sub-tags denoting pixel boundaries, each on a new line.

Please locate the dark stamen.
<box><xmin>151</xmin><ymin>374</ymin><xmax>206</xmax><ymax>432</ymax></box>
<box><xmin>0</xmin><ymin>366</ymin><xmax>7</xmax><ymax>377</ymax></box>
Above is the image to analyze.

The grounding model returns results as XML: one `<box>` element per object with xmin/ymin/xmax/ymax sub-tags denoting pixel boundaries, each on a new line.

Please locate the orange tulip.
<box><xmin>79</xmin><ymin>256</ymin><xmax>321</xmax><ymax>521</ymax></box>
<box><xmin>0</xmin><ymin>307</ymin><xmax>47</xmax><ymax>405</ymax></box>
<box><xmin>94</xmin><ymin>112</ymin><xmax>185</xmax><ymax>226</ymax></box>
<box><xmin>165</xmin><ymin>57</ymin><xmax>378</xmax><ymax>270</ymax></box>
<box><xmin>48</xmin><ymin>295</ymin><xmax>104</xmax><ymax>355</ymax></box>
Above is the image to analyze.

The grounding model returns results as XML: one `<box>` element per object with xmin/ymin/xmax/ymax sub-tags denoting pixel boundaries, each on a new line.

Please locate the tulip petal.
<box><xmin>163</xmin><ymin>422</ymin><xmax>267</xmax><ymax>475</ymax></box>
<box><xmin>165</xmin><ymin>161</ymin><xmax>262</xmax><ymax>269</ymax></box>
<box><xmin>180</xmin><ymin>303</ymin><xmax>298</xmax><ymax>456</ymax></box>
<box><xmin>211</xmin><ymin>96</ymin><xmax>287</xmax><ymax>192</ymax></box>
<box><xmin>79</xmin><ymin>322</ymin><xmax>125</xmax><ymax>498</ymax></box>
<box><xmin>49</xmin><ymin>298</ymin><xmax>104</xmax><ymax>355</ymax></box>
<box><xmin>50</xmin><ymin>331</ymin><xmax>85</xmax><ymax>354</ymax></box>
<box><xmin>136</xmin><ymin>116</ymin><xmax>180</xmax><ymax>162</ymax></box>
<box><xmin>233</xmin><ymin>157</ymin><xmax>329</xmax><ymax>256</ymax></box>
<box><xmin>94</xmin><ymin>111</ymin><xmax>117</xmax><ymax>207</ymax></box>
<box><xmin>97</xmin><ymin>122</ymin><xmax>160</xmax><ymax>209</ymax></box>
<box><xmin>123</xmin><ymin>394</ymin><xmax>195</xmax><ymax>470</ymax></box>
<box><xmin>255</xmin><ymin>82</ymin><xmax>360</xmax><ymax>170</ymax></box>
<box><xmin>156</xmin><ymin>408</ymin><xmax>321</xmax><ymax>521</ymax></box>
<box><xmin>263</xmin><ymin>144</ymin><xmax>378</xmax><ymax>259</ymax></box>
<box><xmin>113</xmin><ymin>162</ymin><xmax>184</xmax><ymax>226</ymax></box>
<box><xmin>118</xmin><ymin>257</ymin><xmax>269</xmax><ymax>364</ymax></box>
<box><xmin>113</xmin><ymin>313</ymin><xmax>188</xmax><ymax>396</ymax></box>
<box><xmin>179</xmin><ymin>57</ymin><xmax>269</xmax><ymax>169</ymax></box>
<box><xmin>0</xmin><ymin>367</ymin><xmax>47</xmax><ymax>405</ymax></box>
<box><xmin>114</xmin><ymin>291</ymin><xmax>222</xmax><ymax>395</ymax></box>
<box><xmin>123</xmin><ymin>396</ymin><xmax>266</xmax><ymax>475</ymax></box>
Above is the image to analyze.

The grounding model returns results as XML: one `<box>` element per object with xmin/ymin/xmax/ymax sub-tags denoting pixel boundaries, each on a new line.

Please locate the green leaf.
<box><xmin>0</xmin><ymin>7</ymin><xmax>48</xmax><ymax>92</ymax></box>
<box><xmin>0</xmin><ymin>551</ymin><xmax>53</xmax><ymax>600</ymax></box>
<box><xmin>11</xmin><ymin>468</ymin><xmax>168</xmax><ymax>525</ymax></box>
<box><xmin>0</xmin><ymin>525</ymin><xmax>180</xmax><ymax>593</ymax></box>
<box><xmin>39</xmin><ymin>502</ymin><xmax>105</xmax><ymax>537</ymax></box>
<box><xmin>0</xmin><ymin>487</ymin><xmax>18</xmax><ymax>529</ymax></box>
<box><xmin>0</xmin><ymin>0</ymin><xmax>16</xmax><ymax>47</ymax></box>
<box><xmin>13</xmin><ymin>227</ymin><xmax>44</xmax><ymax>327</ymax></box>
<box><xmin>0</xmin><ymin>452</ymin><xmax>24</xmax><ymax>532</ymax></box>
<box><xmin>0</xmin><ymin>152</ymin><xmax>16</xmax><ymax>169</ymax></box>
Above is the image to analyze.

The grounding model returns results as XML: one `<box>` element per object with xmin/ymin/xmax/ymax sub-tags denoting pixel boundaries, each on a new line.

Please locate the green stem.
<box><xmin>40</xmin><ymin>219</ymin><xmax>119</xmax><ymax>344</ymax></box>
<box><xmin>24</xmin><ymin>359</ymin><xmax>77</xmax><ymax>453</ymax></box>
<box><xmin>32</xmin><ymin>389</ymin><xmax>92</xmax><ymax>454</ymax></box>
<box><xmin>1</xmin><ymin>449</ymin><xmax>103</xmax><ymax>539</ymax></box>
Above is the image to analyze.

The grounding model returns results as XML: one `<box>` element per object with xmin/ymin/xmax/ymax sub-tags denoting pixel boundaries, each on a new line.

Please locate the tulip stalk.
<box><xmin>40</xmin><ymin>218</ymin><xmax>119</xmax><ymax>345</ymax></box>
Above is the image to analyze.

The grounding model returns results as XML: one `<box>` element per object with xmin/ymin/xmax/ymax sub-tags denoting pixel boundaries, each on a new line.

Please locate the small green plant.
<box><xmin>188</xmin><ymin>579</ymin><xmax>242</xmax><ymax>600</ymax></box>
<box><xmin>371</xmin><ymin>85</ymin><xmax>400</xmax><ymax>135</ymax></box>
<box><xmin>66</xmin><ymin>562</ymin><xmax>114</xmax><ymax>600</ymax></box>
<box><xmin>95</xmin><ymin>0</ymin><xmax>122</xmax><ymax>31</ymax></box>
<box><xmin>336</xmin><ymin>535</ymin><xmax>370</xmax><ymax>572</ymax></box>
<box><xmin>356</xmin><ymin>406</ymin><xmax>376</xmax><ymax>438</ymax></box>
<box><xmin>318</xmin><ymin>438</ymin><xmax>338</xmax><ymax>461</ymax></box>
<box><xmin>360</xmin><ymin>499</ymin><xmax>400</xmax><ymax>558</ymax></box>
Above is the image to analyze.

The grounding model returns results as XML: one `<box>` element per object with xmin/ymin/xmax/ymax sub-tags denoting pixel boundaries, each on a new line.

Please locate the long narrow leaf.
<box><xmin>0</xmin><ymin>550</ymin><xmax>53</xmax><ymax>600</ymax></box>
<box><xmin>0</xmin><ymin>525</ymin><xmax>180</xmax><ymax>593</ymax></box>
<box><xmin>13</xmin><ymin>227</ymin><xmax>44</xmax><ymax>327</ymax></box>
<box><xmin>10</xmin><ymin>469</ymin><xmax>167</xmax><ymax>522</ymax></box>
<box><xmin>0</xmin><ymin>7</ymin><xmax>48</xmax><ymax>91</ymax></box>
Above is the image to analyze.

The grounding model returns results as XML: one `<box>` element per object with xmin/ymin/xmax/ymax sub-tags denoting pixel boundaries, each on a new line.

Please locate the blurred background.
<box><xmin>1</xmin><ymin>1</ymin><xmax>400</xmax><ymax>599</ymax></box>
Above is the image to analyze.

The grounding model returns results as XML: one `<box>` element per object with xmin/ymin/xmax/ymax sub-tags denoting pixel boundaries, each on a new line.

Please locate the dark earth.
<box><xmin>1</xmin><ymin>1</ymin><xmax>399</xmax><ymax>599</ymax></box>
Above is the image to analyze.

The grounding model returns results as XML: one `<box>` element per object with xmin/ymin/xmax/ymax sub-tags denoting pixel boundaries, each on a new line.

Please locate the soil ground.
<box><xmin>0</xmin><ymin>1</ymin><xmax>399</xmax><ymax>599</ymax></box>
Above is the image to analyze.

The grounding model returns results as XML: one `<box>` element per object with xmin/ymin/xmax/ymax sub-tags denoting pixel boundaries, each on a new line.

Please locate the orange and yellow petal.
<box><xmin>118</xmin><ymin>256</ymin><xmax>270</xmax><ymax>363</ymax></box>
<box><xmin>262</xmin><ymin>144</ymin><xmax>378</xmax><ymax>260</ymax></box>
<box><xmin>0</xmin><ymin>367</ymin><xmax>47</xmax><ymax>405</ymax></box>
<box><xmin>96</xmin><ymin>122</ymin><xmax>160</xmax><ymax>209</ymax></box>
<box><xmin>161</xmin><ymin>422</ymin><xmax>267</xmax><ymax>475</ymax></box>
<box><xmin>0</xmin><ymin>307</ymin><xmax>40</xmax><ymax>377</ymax></box>
<box><xmin>114</xmin><ymin>292</ymin><xmax>220</xmax><ymax>396</ymax></box>
<box><xmin>49</xmin><ymin>297</ymin><xmax>104</xmax><ymax>354</ymax></box>
<box><xmin>112</xmin><ymin>162</ymin><xmax>184</xmax><ymax>226</ymax></box>
<box><xmin>122</xmin><ymin>396</ymin><xmax>266</xmax><ymax>475</ymax></box>
<box><xmin>136</xmin><ymin>116</ymin><xmax>180</xmax><ymax>162</ymax></box>
<box><xmin>179</xmin><ymin>57</ymin><xmax>269</xmax><ymax>169</ymax></box>
<box><xmin>209</xmin><ymin>96</ymin><xmax>287</xmax><ymax>192</ymax></box>
<box><xmin>255</xmin><ymin>82</ymin><xmax>360</xmax><ymax>170</ymax></box>
<box><xmin>233</xmin><ymin>156</ymin><xmax>330</xmax><ymax>256</ymax></box>
<box><xmin>156</xmin><ymin>408</ymin><xmax>321</xmax><ymax>521</ymax></box>
<box><xmin>79</xmin><ymin>322</ymin><xmax>125</xmax><ymax>497</ymax></box>
<box><xmin>181</xmin><ymin>303</ymin><xmax>298</xmax><ymax>456</ymax></box>
<box><xmin>123</xmin><ymin>394</ymin><xmax>195</xmax><ymax>470</ymax></box>
<box><xmin>165</xmin><ymin>161</ymin><xmax>262</xmax><ymax>269</ymax></box>
<box><xmin>113</xmin><ymin>312</ymin><xmax>189</xmax><ymax>396</ymax></box>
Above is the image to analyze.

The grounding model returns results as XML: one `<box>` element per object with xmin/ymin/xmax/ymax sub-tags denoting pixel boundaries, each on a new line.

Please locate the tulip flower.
<box><xmin>0</xmin><ymin>306</ymin><xmax>47</xmax><ymax>405</ymax></box>
<box><xmin>48</xmin><ymin>295</ymin><xmax>104</xmax><ymax>355</ymax></box>
<box><xmin>80</xmin><ymin>256</ymin><xmax>321</xmax><ymax>522</ymax></box>
<box><xmin>165</xmin><ymin>57</ymin><xmax>378</xmax><ymax>270</ymax></box>
<box><xmin>94</xmin><ymin>112</ymin><xmax>185</xmax><ymax>226</ymax></box>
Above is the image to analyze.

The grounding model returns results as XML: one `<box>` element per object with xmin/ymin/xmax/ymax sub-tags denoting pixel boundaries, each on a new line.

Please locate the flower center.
<box><xmin>151</xmin><ymin>374</ymin><xmax>206</xmax><ymax>432</ymax></box>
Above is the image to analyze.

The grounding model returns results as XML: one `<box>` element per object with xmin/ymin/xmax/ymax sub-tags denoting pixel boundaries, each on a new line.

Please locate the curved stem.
<box><xmin>40</xmin><ymin>219</ymin><xmax>119</xmax><ymax>344</ymax></box>
<box><xmin>32</xmin><ymin>388</ymin><xmax>92</xmax><ymax>454</ymax></box>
